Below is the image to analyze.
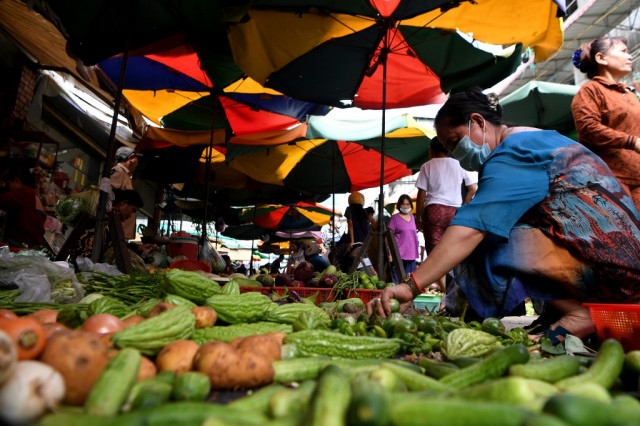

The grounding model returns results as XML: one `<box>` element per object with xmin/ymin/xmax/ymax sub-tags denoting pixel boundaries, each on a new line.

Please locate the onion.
<box><xmin>0</xmin><ymin>360</ymin><xmax>65</xmax><ymax>425</ymax></box>
<box><xmin>80</xmin><ymin>314</ymin><xmax>126</xmax><ymax>335</ymax></box>
<box><xmin>0</xmin><ymin>330</ymin><xmax>17</xmax><ymax>386</ymax></box>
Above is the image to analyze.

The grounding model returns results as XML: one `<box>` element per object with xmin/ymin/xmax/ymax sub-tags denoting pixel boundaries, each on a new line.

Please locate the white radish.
<box><xmin>0</xmin><ymin>329</ymin><xmax>17</xmax><ymax>385</ymax></box>
<box><xmin>0</xmin><ymin>360</ymin><xmax>65</xmax><ymax>425</ymax></box>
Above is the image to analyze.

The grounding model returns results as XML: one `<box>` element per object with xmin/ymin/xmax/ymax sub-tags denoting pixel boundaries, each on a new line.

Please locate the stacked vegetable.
<box><xmin>0</xmin><ymin>267</ymin><xmax>640</xmax><ymax>425</ymax></box>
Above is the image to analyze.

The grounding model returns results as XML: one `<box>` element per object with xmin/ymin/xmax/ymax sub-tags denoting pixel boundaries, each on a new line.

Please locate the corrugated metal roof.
<box><xmin>502</xmin><ymin>0</ymin><xmax>640</xmax><ymax>95</ymax></box>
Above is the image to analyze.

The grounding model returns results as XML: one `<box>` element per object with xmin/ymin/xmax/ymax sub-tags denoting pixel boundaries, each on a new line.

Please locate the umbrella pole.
<box><xmin>91</xmin><ymin>37</ymin><xmax>131</xmax><ymax>264</ymax></box>
<box><xmin>199</xmin><ymin>92</ymin><xmax>218</xmax><ymax>260</ymax></box>
<box><xmin>377</xmin><ymin>40</ymin><xmax>390</xmax><ymax>278</ymax></box>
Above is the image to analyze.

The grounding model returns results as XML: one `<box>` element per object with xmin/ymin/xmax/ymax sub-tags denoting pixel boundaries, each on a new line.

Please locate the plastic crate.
<box><xmin>584</xmin><ymin>303</ymin><xmax>640</xmax><ymax>351</ymax></box>
<box><xmin>239</xmin><ymin>286</ymin><xmax>381</xmax><ymax>305</ymax></box>
<box><xmin>169</xmin><ymin>259</ymin><xmax>212</xmax><ymax>273</ymax></box>
<box><xmin>413</xmin><ymin>294</ymin><xmax>442</xmax><ymax>312</ymax></box>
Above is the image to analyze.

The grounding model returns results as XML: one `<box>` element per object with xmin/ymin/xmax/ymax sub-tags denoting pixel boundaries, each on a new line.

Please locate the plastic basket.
<box><xmin>239</xmin><ymin>286</ymin><xmax>381</xmax><ymax>306</ymax></box>
<box><xmin>169</xmin><ymin>259</ymin><xmax>212</xmax><ymax>273</ymax></box>
<box><xmin>413</xmin><ymin>294</ymin><xmax>442</xmax><ymax>312</ymax></box>
<box><xmin>584</xmin><ymin>303</ymin><xmax>640</xmax><ymax>351</ymax></box>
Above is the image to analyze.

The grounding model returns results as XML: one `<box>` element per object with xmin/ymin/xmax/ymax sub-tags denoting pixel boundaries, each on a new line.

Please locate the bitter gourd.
<box><xmin>161</xmin><ymin>269</ymin><xmax>221</xmax><ymax>304</ymax></box>
<box><xmin>205</xmin><ymin>292</ymin><xmax>274</xmax><ymax>324</ymax></box>
<box><xmin>283</xmin><ymin>330</ymin><xmax>402</xmax><ymax>359</ymax></box>
<box><xmin>111</xmin><ymin>306</ymin><xmax>196</xmax><ymax>355</ymax></box>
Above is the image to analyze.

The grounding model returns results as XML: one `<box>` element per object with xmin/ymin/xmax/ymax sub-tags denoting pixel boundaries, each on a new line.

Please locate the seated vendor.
<box><xmin>69</xmin><ymin>189</ymin><xmax>146</xmax><ymax>270</ymax></box>
<box><xmin>0</xmin><ymin>166</ymin><xmax>47</xmax><ymax>249</ymax></box>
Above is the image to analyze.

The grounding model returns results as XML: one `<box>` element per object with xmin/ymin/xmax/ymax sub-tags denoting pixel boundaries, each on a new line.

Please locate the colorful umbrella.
<box><xmin>238</xmin><ymin>201</ymin><xmax>338</xmax><ymax>231</ymax></box>
<box><xmin>500</xmin><ymin>81</ymin><xmax>579</xmax><ymax>137</ymax></box>
<box><xmin>226</xmin><ymin>117</ymin><xmax>433</xmax><ymax>194</ymax></box>
<box><xmin>226</xmin><ymin>1</ymin><xmax>565</xmax><ymax>109</ymax></box>
<box><xmin>97</xmin><ymin>42</ymin><xmax>329</xmax><ymax>132</ymax></box>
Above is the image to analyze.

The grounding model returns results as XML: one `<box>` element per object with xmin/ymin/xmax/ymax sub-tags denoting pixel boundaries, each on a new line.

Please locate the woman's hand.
<box><xmin>366</xmin><ymin>284</ymin><xmax>414</xmax><ymax>317</ymax></box>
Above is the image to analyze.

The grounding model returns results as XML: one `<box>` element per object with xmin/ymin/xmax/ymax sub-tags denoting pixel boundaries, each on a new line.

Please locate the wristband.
<box><xmin>402</xmin><ymin>273</ymin><xmax>422</xmax><ymax>298</ymax></box>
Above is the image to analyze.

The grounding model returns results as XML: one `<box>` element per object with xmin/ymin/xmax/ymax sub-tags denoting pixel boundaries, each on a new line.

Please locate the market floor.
<box><xmin>501</xmin><ymin>315</ymin><xmax>539</xmax><ymax>331</ymax></box>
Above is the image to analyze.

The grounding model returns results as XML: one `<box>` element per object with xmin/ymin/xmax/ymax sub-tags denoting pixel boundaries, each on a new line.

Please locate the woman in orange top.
<box><xmin>571</xmin><ymin>36</ymin><xmax>640</xmax><ymax>212</ymax></box>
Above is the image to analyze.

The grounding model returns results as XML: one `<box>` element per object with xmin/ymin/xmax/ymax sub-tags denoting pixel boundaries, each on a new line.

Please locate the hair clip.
<box><xmin>572</xmin><ymin>49</ymin><xmax>583</xmax><ymax>69</ymax></box>
<box><xmin>487</xmin><ymin>92</ymin><xmax>500</xmax><ymax>112</ymax></box>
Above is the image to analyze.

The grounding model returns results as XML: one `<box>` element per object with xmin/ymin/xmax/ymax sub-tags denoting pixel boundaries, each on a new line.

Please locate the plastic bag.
<box><xmin>75</xmin><ymin>256</ymin><xmax>124</xmax><ymax>276</ymax></box>
<box><xmin>198</xmin><ymin>240</ymin><xmax>225</xmax><ymax>273</ymax></box>
<box><xmin>55</xmin><ymin>189</ymin><xmax>100</xmax><ymax>226</ymax></box>
<box><xmin>0</xmin><ymin>252</ymin><xmax>84</xmax><ymax>303</ymax></box>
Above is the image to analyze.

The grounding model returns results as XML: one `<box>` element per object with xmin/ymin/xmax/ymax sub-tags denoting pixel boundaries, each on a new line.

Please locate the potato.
<box><xmin>147</xmin><ymin>302</ymin><xmax>176</xmax><ymax>318</ymax></box>
<box><xmin>191</xmin><ymin>306</ymin><xmax>217</xmax><ymax>329</ymax></box>
<box><xmin>194</xmin><ymin>341</ymin><xmax>274</xmax><ymax>390</ymax></box>
<box><xmin>39</xmin><ymin>330</ymin><xmax>111</xmax><ymax>405</ymax></box>
<box><xmin>155</xmin><ymin>339</ymin><xmax>200</xmax><ymax>376</ymax></box>
<box><xmin>137</xmin><ymin>355</ymin><xmax>158</xmax><ymax>381</ymax></box>
<box><xmin>231</xmin><ymin>334</ymin><xmax>282</xmax><ymax>363</ymax></box>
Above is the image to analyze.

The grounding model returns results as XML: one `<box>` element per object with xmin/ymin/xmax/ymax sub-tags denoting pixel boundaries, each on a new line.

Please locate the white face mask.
<box><xmin>399</xmin><ymin>207</ymin><xmax>412</xmax><ymax>214</ymax></box>
<box><xmin>450</xmin><ymin>120</ymin><xmax>491</xmax><ymax>171</ymax></box>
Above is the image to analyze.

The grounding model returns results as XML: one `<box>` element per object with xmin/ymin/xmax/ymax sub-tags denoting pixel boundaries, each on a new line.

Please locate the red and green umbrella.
<box><xmin>238</xmin><ymin>201</ymin><xmax>338</xmax><ymax>231</ymax></box>
<box><xmin>226</xmin><ymin>0</ymin><xmax>566</xmax><ymax>109</ymax></box>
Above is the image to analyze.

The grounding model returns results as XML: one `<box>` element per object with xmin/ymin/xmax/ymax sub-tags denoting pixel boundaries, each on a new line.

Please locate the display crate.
<box><xmin>413</xmin><ymin>294</ymin><xmax>442</xmax><ymax>313</ymax></box>
<box><xmin>584</xmin><ymin>303</ymin><xmax>640</xmax><ymax>351</ymax></box>
<box><xmin>239</xmin><ymin>286</ymin><xmax>381</xmax><ymax>305</ymax></box>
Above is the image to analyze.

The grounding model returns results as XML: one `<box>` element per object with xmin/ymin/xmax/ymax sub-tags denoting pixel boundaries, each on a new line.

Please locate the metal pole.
<box><xmin>91</xmin><ymin>42</ymin><xmax>130</xmax><ymax>264</ymax></box>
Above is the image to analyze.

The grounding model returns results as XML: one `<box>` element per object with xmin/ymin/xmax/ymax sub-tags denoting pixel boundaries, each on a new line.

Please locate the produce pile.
<box><xmin>0</xmin><ymin>265</ymin><xmax>639</xmax><ymax>426</ymax></box>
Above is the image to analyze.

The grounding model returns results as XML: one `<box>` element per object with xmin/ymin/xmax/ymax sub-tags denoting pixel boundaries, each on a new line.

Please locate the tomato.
<box><xmin>0</xmin><ymin>309</ymin><xmax>18</xmax><ymax>321</ymax></box>
<box><xmin>389</xmin><ymin>298</ymin><xmax>401</xmax><ymax>313</ymax></box>
<box><xmin>29</xmin><ymin>308</ymin><xmax>59</xmax><ymax>324</ymax></box>
<box><xmin>80</xmin><ymin>313</ymin><xmax>126</xmax><ymax>335</ymax></box>
<box><xmin>0</xmin><ymin>317</ymin><xmax>46</xmax><ymax>360</ymax></box>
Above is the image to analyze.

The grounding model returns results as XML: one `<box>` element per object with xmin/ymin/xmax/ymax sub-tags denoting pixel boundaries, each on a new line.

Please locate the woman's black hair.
<box><xmin>573</xmin><ymin>36</ymin><xmax>627</xmax><ymax>79</ymax></box>
<box><xmin>396</xmin><ymin>194</ymin><xmax>413</xmax><ymax>211</ymax></box>
<box><xmin>434</xmin><ymin>87</ymin><xmax>504</xmax><ymax>129</ymax></box>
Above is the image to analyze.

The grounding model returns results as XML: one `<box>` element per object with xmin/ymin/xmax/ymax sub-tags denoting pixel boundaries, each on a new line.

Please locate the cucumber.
<box><xmin>379</xmin><ymin>362</ymin><xmax>452</xmax><ymax>393</ymax></box>
<box><xmin>347</xmin><ymin>374</ymin><xmax>391</xmax><ymax>426</ymax></box>
<box><xmin>123</xmin><ymin>373</ymin><xmax>176</xmax><ymax>412</ymax></box>
<box><xmin>127</xmin><ymin>380</ymin><xmax>173</xmax><ymax>410</ymax></box>
<box><xmin>268</xmin><ymin>379</ymin><xmax>316</xmax><ymax>419</ymax></box>
<box><xmin>624</xmin><ymin>350</ymin><xmax>640</xmax><ymax>374</ymax></box>
<box><xmin>418</xmin><ymin>357</ymin><xmax>460</xmax><ymax>379</ymax></box>
<box><xmin>306</xmin><ymin>365</ymin><xmax>351</xmax><ymax>426</ymax></box>
<box><xmin>85</xmin><ymin>347</ymin><xmax>141</xmax><ymax>415</ymax></box>
<box><xmin>543</xmin><ymin>393</ymin><xmax>640</xmax><ymax>425</ymax></box>
<box><xmin>521</xmin><ymin>413</ymin><xmax>571</xmax><ymax>426</ymax></box>
<box><xmin>508</xmin><ymin>354</ymin><xmax>581</xmax><ymax>382</ymax></box>
<box><xmin>390</xmin><ymin>399</ymin><xmax>529</xmax><ymax>426</ymax></box>
<box><xmin>440</xmin><ymin>344</ymin><xmax>530</xmax><ymax>389</ymax></box>
<box><xmin>172</xmin><ymin>371</ymin><xmax>211</xmax><ymax>401</ymax></box>
<box><xmin>449</xmin><ymin>376</ymin><xmax>559</xmax><ymax>407</ymax></box>
<box><xmin>555</xmin><ymin>339</ymin><xmax>625</xmax><ymax>390</ymax></box>
<box><xmin>227</xmin><ymin>383</ymin><xmax>288</xmax><ymax>414</ymax></box>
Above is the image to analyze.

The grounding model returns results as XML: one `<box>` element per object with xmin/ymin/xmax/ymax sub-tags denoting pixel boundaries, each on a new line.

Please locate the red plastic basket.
<box><xmin>584</xmin><ymin>303</ymin><xmax>640</xmax><ymax>351</ymax></box>
<box><xmin>169</xmin><ymin>259</ymin><xmax>212</xmax><ymax>273</ymax></box>
<box><xmin>239</xmin><ymin>286</ymin><xmax>381</xmax><ymax>306</ymax></box>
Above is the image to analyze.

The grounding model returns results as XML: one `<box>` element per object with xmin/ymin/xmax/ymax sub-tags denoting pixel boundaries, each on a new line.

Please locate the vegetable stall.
<box><xmin>0</xmin><ymin>254</ymin><xmax>639</xmax><ymax>426</ymax></box>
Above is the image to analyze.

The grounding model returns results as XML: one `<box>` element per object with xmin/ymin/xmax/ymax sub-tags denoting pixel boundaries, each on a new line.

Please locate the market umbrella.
<box><xmin>226</xmin><ymin>118</ymin><xmax>432</xmax><ymax>194</ymax></box>
<box><xmin>238</xmin><ymin>201</ymin><xmax>337</xmax><ymax>231</ymax></box>
<box><xmin>97</xmin><ymin>44</ymin><xmax>329</xmax><ymax>132</ymax></box>
<box><xmin>226</xmin><ymin>1</ymin><xmax>566</xmax><ymax>109</ymax></box>
<box><xmin>500</xmin><ymin>81</ymin><xmax>579</xmax><ymax>137</ymax></box>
